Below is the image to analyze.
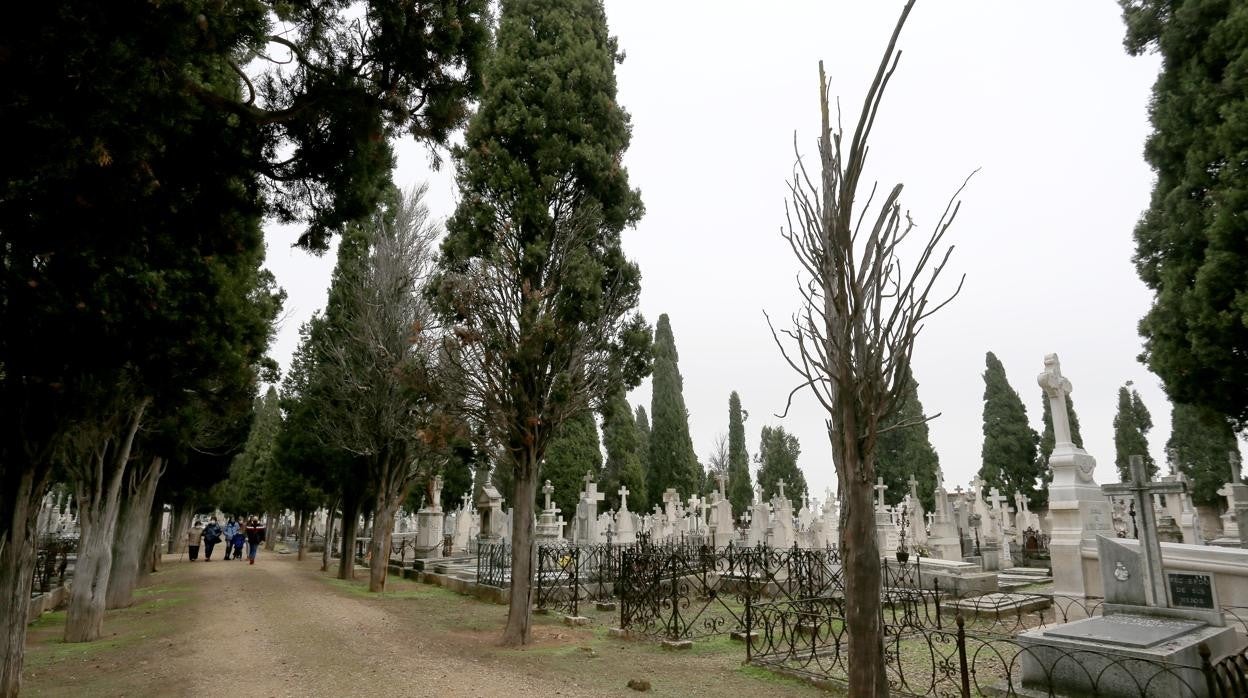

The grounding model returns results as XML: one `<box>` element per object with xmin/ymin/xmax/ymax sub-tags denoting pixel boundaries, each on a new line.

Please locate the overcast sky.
<box><xmin>264</xmin><ymin>1</ymin><xmax>1186</xmax><ymax>506</ymax></box>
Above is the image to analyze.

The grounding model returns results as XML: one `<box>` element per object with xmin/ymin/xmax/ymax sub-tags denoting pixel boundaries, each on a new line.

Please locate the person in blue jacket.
<box><xmin>222</xmin><ymin>518</ymin><xmax>240</xmax><ymax>560</ymax></box>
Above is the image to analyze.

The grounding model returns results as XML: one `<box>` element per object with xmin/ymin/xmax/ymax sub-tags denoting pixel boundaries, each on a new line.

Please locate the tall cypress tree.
<box><xmin>1034</xmin><ymin>390</ymin><xmax>1085</xmax><ymax>507</ymax></box>
<box><xmin>979</xmin><ymin>352</ymin><xmax>1041</xmax><ymax>501</ymax></box>
<box><xmin>649</xmin><ymin>314</ymin><xmax>699</xmax><ymax>502</ymax></box>
<box><xmin>541</xmin><ymin>409</ymin><xmax>603</xmax><ymax>520</ymax></box>
<box><xmin>727</xmin><ymin>391</ymin><xmax>753</xmax><ymax>514</ymax></box>
<box><xmin>1168</xmin><ymin>402</ymin><xmax>1241</xmax><ymax>507</ymax></box>
<box><xmin>1113</xmin><ymin>383</ymin><xmax>1156</xmax><ymax>480</ymax></box>
<box><xmin>1120</xmin><ymin>1</ymin><xmax>1248</xmax><ymax>428</ymax></box>
<box><xmin>875</xmin><ymin>369</ymin><xmax>940</xmax><ymax>512</ymax></box>
<box><xmin>634</xmin><ymin>405</ymin><xmax>651</xmax><ymax>500</ymax></box>
<box><xmin>755</xmin><ymin>425</ymin><xmax>807</xmax><ymax>512</ymax></box>
<box><xmin>601</xmin><ymin>389</ymin><xmax>646</xmax><ymax>513</ymax></box>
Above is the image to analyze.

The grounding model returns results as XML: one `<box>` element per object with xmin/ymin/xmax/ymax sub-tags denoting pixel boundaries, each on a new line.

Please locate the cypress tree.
<box><xmin>634</xmin><ymin>405</ymin><xmax>651</xmax><ymax>499</ymax></box>
<box><xmin>755</xmin><ymin>425</ymin><xmax>807</xmax><ymax>511</ymax></box>
<box><xmin>1034</xmin><ymin>390</ymin><xmax>1085</xmax><ymax>507</ymax></box>
<box><xmin>727</xmin><ymin>391</ymin><xmax>753</xmax><ymax>514</ymax></box>
<box><xmin>1113</xmin><ymin>383</ymin><xmax>1156</xmax><ymax>480</ymax></box>
<box><xmin>649</xmin><ymin>314</ymin><xmax>699</xmax><ymax>501</ymax></box>
<box><xmin>978</xmin><ymin>352</ymin><xmax>1041</xmax><ymax>501</ymax></box>
<box><xmin>602</xmin><ymin>390</ymin><xmax>646</xmax><ymax>513</ymax></box>
<box><xmin>1168</xmin><ymin>403</ymin><xmax>1241</xmax><ymax>507</ymax></box>
<box><xmin>541</xmin><ymin>409</ymin><xmax>603</xmax><ymax>519</ymax></box>
<box><xmin>1120</xmin><ymin>1</ymin><xmax>1248</xmax><ymax>427</ymax></box>
<box><xmin>875</xmin><ymin>369</ymin><xmax>940</xmax><ymax>512</ymax></box>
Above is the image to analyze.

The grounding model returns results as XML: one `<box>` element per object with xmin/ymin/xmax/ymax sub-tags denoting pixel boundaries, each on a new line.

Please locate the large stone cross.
<box><xmin>777</xmin><ymin>479</ymin><xmax>787</xmax><ymax>499</ymax></box>
<box><xmin>1102</xmin><ymin>455</ymin><xmax>1186</xmax><ymax>607</ymax></box>
<box><xmin>662</xmin><ymin>488</ymin><xmax>680</xmax><ymax>507</ymax></box>
<box><xmin>907</xmin><ymin>474</ymin><xmax>920</xmax><ymax>501</ymax></box>
<box><xmin>584</xmin><ymin>478</ymin><xmax>605</xmax><ymax>506</ymax></box>
<box><xmin>618</xmin><ymin>485</ymin><xmax>630</xmax><ymax>512</ymax></box>
<box><xmin>874</xmin><ymin>477</ymin><xmax>888</xmax><ymax>512</ymax></box>
<box><xmin>542</xmin><ymin>480</ymin><xmax>555</xmax><ymax>512</ymax></box>
<box><xmin>987</xmin><ymin>487</ymin><xmax>1007</xmax><ymax>512</ymax></box>
<box><xmin>742</xmin><ymin>510</ymin><xmax>752</xmax><ymax>526</ymax></box>
<box><xmin>460</xmin><ymin>491</ymin><xmax>472</xmax><ymax>510</ymax></box>
<box><xmin>1037</xmin><ymin>353</ymin><xmax>1075</xmax><ymax>448</ymax></box>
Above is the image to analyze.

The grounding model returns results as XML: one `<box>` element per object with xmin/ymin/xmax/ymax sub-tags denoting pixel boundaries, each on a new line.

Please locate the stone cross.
<box><xmin>1231</xmin><ymin>451</ymin><xmax>1242</xmax><ymax>484</ymax></box>
<box><xmin>583</xmin><ymin>470</ymin><xmax>595</xmax><ymax>488</ymax></box>
<box><xmin>542</xmin><ymin>480</ymin><xmax>555</xmax><ymax>512</ymax></box>
<box><xmin>460</xmin><ymin>492</ymin><xmax>471</xmax><ymax>510</ymax></box>
<box><xmin>987</xmin><ymin>487</ymin><xmax>1007</xmax><ymax>513</ymax></box>
<box><xmin>688</xmin><ymin>494</ymin><xmax>702</xmax><ymax>525</ymax></box>
<box><xmin>1014</xmin><ymin>491</ymin><xmax>1029</xmax><ymax>513</ymax></box>
<box><xmin>907</xmin><ymin>474</ymin><xmax>920</xmax><ymax>500</ymax></box>
<box><xmin>1102</xmin><ymin>455</ymin><xmax>1186</xmax><ymax>607</ymax></box>
<box><xmin>969</xmin><ymin>476</ymin><xmax>985</xmax><ymax>496</ymax></box>
<box><xmin>874</xmin><ymin>477</ymin><xmax>888</xmax><ymax>512</ymax></box>
<box><xmin>618</xmin><ymin>485</ymin><xmax>630</xmax><ymax>512</ymax></box>
<box><xmin>1037</xmin><ymin>353</ymin><xmax>1075</xmax><ymax>447</ymax></box>
<box><xmin>584</xmin><ymin>479</ymin><xmax>605</xmax><ymax>507</ymax></box>
<box><xmin>926</xmin><ymin>511</ymin><xmax>935</xmax><ymax>528</ymax></box>
<box><xmin>742</xmin><ymin>510</ymin><xmax>751</xmax><ymax>526</ymax></box>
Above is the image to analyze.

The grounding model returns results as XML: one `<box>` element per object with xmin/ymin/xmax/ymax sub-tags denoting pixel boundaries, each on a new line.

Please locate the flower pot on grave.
<box><xmin>895</xmin><ymin>549</ymin><xmax>910</xmax><ymax>564</ymax></box>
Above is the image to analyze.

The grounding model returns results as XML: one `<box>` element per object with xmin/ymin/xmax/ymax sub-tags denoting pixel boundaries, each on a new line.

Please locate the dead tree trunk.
<box><xmin>168</xmin><ymin>501</ymin><xmax>193</xmax><ymax>555</ymax></box>
<box><xmin>264</xmin><ymin>511</ymin><xmax>277</xmax><ymax>551</ymax></box>
<box><xmin>106</xmin><ymin>455</ymin><xmax>163</xmax><ymax>609</ymax></box>
<box><xmin>501</xmin><ymin>451</ymin><xmax>539</xmax><ymax>646</ymax></box>
<box><xmin>836</xmin><ymin>422</ymin><xmax>887</xmax><ymax>694</ymax></box>
<box><xmin>0</xmin><ymin>466</ymin><xmax>49</xmax><ymax>698</ymax></box>
<box><xmin>368</xmin><ymin>498</ymin><xmax>399</xmax><ymax>592</ymax></box>
<box><xmin>65</xmin><ymin>400</ymin><xmax>148</xmax><ymax>642</ymax></box>
<box><xmin>142</xmin><ymin>499</ymin><xmax>163</xmax><ymax>577</ymax></box>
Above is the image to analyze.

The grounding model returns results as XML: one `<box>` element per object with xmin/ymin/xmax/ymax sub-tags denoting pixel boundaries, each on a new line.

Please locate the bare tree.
<box><xmin>312</xmin><ymin>185</ymin><xmax>451</xmax><ymax>592</ymax></box>
<box><xmin>437</xmin><ymin>202</ymin><xmax>649</xmax><ymax>645</ymax></box>
<box><xmin>706</xmin><ymin>432</ymin><xmax>730</xmax><ymax>483</ymax></box>
<box><xmin>767</xmin><ymin>2</ymin><xmax>970</xmax><ymax>694</ymax></box>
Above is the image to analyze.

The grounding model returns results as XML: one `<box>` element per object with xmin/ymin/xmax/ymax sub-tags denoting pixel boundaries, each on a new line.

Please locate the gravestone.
<box><xmin>452</xmin><ymin>493</ymin><xmax>472</xmax><ymax>552</ymax></box>
<box><xmin>536</xmin><ymin>480</ymin><xmax>566</xmax><ymax>542</ymax></box>
<box><xmin>820</xmin><ymin>488</ymin><xmax>839</xmax><ymax>548</ymax></box>
<box><xmin>709</xmin><ymin>475</ymin><xmax>735</xmax><ymax>548</ymax></box>
<box><xmin>873</xmin><ymin>477</ymin><xmax>899</xmax><ymax>557</ymax></box>
<box><xmin>614</xmin><ymin>485</ymin><xmax>636</xmax><ymax>545</ymax></box>
<box><xmin>414</xmin><ymin>475</ymin><xmax>445</xmax><ymax>559</ymax></box>
<box><xmin>1017</xmin><ymin>455</ymin><xmax>1240</xmax><ymax>697</ymax></box>
<box><xmin>1211</xmin><ymin>453</ymin><xmax>1247</xmax><ymax>548</ymax></box>
<box><xmin>770</xmin><ymin>480</ymin><xmax>795</xmax><ymax>548</ymax></box>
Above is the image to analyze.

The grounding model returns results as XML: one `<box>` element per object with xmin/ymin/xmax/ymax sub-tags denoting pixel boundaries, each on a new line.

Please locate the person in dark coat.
<box><xmin>244</xmin><ymin>516</ymin><xmax>266</xmax><ymax>565</ymax></box>
<box><xmin>201</xmin><ymin>517</ymin><xmax>223</xmax><ymax>561</ymax></box>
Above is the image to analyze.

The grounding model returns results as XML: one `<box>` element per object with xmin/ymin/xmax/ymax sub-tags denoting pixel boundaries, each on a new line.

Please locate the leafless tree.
<box><xmin>706</xmin><ymin>432</ymin><xmax>730</xmax><ymax>482</ymax></box>
<box><xmin>767</xmin><ymin>2</ymin><xmax>971</xmax><ymax>694</ymax></box>
<box><xmin>312</xmin><ymin>184</ymin><xmax>451</xmax><ymax>592</ymax></box>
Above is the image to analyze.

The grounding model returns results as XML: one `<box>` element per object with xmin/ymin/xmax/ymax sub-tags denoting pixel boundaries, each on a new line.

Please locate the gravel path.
<box><xmin>171</xmin><ymin>553</ymin><xmax>558</xmax><ymax>698</ymax></box>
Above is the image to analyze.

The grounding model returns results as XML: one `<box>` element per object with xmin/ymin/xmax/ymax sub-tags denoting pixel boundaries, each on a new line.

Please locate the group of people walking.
<box><xmin>186</xmin><ymin>516</ymin><xmax>267</xmax><ymax>564</ymax></box>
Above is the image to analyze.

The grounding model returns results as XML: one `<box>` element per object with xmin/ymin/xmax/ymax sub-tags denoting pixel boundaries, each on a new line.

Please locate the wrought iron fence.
<box><xmin>31</xmin><ymin>536</ymin><xmax>75</xmax><ymax>595</ymax></box>
<box><xmin>1203</xmin><ymin>641</ymin><xmax>1248</xmax><ymax>697</ymax></box>
<box><xmin>618</xmin><ymin>544</ymin><xmax>870</xmax><ymax>640</ymax></box>
<box><xmin>747</xmin><ymin>597</ymin><xmax>1211</xmax><ymax>697</ymax></box>
<box><xmin>477</xmin><ymin>541</ymin><xmax>511</xmax><ymax>588</ymax></box>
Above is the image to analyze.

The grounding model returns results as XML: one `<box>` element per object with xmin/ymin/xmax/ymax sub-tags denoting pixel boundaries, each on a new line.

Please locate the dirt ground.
<box><xmin>22</xmin><ymin>552</ymin><xmax>828</xmax><ymax>697</ymax></box>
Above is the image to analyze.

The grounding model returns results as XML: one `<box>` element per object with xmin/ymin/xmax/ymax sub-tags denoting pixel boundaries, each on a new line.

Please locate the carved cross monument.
<box><xmin>907</xmin><ymin>474</ymin><xmax>920</xmax><ymax>500</ymax></box>
<box><xmin>1101</xmin><ymin>455</ymin><xmax>1186</xmax><ymax>607</ymax></box>
<box><xmin>874</xmin><ymin>477</ymin><xmax>888</xmax><ymax>512</ymax></box>
<box><xmin>618</xmin><ymin>485</ymin><xmax>631</xmax><ymax>513</ymax></box>
<box><xmin>542</xmin><ymin>480</ymin><xmax>555</xmax><ymax>512</ymax></box>
<box><xmin>1038</xmin><ymin>354</ymin><xmax>1074</xmax><ymax>448</ymax></box>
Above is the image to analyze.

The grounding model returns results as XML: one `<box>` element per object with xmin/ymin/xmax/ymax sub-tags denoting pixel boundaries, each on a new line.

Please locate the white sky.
<box><xmin>264</xmin><ymin>1</ymin><xmax>1179</xmax><ymax>504</ymax></box>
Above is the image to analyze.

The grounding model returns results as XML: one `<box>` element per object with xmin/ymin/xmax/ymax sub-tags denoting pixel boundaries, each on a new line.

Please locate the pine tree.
<box><xmin>979</xmin><ymin>352</ymin><xmax>1041</xmax><ymax>501</ymax></box>
<box><xmin>1168</xmin><ymin>403</ymin><xmax>1241</xmax><ymax>507</ymax></box>
<box><xmin>1120</xmin><ymin>1</ymin><xmax>1248</xmax><ymax>428</ymax></box>
<box><xmin>1034</xmin><ymin>390</ymin><xmax>1085</xmax><ymax>507</ymax></box>
<box><xmin>875</xmin><ymin>369</ymin><xmax>940</xmax><ymax>512</ymax></box>
<box><xmin>755</xmin><ymin>425</ymin><xmax>807</xmax><ymax>512</ymax></box>
<box><xmin>649</xmin><ymin>314</ymin><xmax>700</xmax><ymax>502</ymax></box>
<box><xmin>726</xmin><ymin>391</ymin><xmax>753</xmax><ymax>515</ymax></box>
<box><xmin>1113</xmin><ymin>383</ymin><xmax>1156</xmax><ymax>481</ymax></box>
<box><xmin>634</xmin><ymin>405</ymin><xmax>652</xmax><ymax>503</ymax></box>
<box><xmin>541</xmin><ymin>409</ymin><xmax>603</xmax><ymax>518</ymax></box>
<box><xmin>601</xmin><ymin>390</ymin><xmax>646</xmax><ymax>513</ymax></box>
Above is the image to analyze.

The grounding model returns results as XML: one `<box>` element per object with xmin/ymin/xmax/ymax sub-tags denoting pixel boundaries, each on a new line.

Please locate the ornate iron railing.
<box><xmin>476</xmin><ymin>541</ymin><xmax>511</xmax><ymax>588</ymax></box>
<box><xmin>1203</xmin><ymin>641</ymin><xmax>1248</xmax><ymax>697</ymax></box>
<box><xmin>747</xmin><ymin>597</ymin><xmax>1210</xmax><ymax>697</ymax></box>
<box><xmin>617</xmin><ymin>544</ymin><xmax>868</xmax><ymax>640</ymax></box>
<box><xmin>31</xmin><ymin>536</ymin><xmax>75</xmax><ymax>595</ymax></box>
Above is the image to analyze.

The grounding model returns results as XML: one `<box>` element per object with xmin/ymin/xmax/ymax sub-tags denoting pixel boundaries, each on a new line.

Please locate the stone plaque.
<box><xmin>1166</xmin><ymin>571</ymin><xmax>1216</xmax><ymax>610</ymax></box>
<box><xmin>1097</xmin><ymin>535</ymin><xmax>1146</xmax><ymax>606</ymax></box>
<box><xmin>1043</xmin><ymin>615</ymin><xmax>1204</xmax><ymax>648</ymax></box>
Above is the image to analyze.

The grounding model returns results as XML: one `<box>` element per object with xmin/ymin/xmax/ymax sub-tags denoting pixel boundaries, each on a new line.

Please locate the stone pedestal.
<box><xmin>875</xmin><ymin>510</ymin><xmax>899</xmax><ymax>557</ymax></box>
<box><xmin>1047</xmin><ymin>445</ymin><xmax>1114</xmax><ymax>597</ymax></box>
<box><xmin>1211</xmin><ymin>482</ymin><xmax>1247</xmax><ymax>547</ymax></box>
<box><xmin>414</xmin><ymin>509</ymin><xmax>444</xmax><ymax>559</ymax></box>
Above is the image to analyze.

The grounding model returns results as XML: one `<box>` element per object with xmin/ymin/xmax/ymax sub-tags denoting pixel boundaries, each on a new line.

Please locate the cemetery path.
<box><xmin>169</xmin><ymin>553</ymin><xmax>554</xmax><ymax>698</ymax></box>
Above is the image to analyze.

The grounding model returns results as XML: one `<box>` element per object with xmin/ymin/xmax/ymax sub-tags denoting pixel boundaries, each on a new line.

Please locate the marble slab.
<box><xmin>1043</xmin><ymin>614</ymin><xmax>1203</xmax><ymax>648</ymax></box>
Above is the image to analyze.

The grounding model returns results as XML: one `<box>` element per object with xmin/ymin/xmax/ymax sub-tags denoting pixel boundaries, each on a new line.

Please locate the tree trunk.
<box><xmin>321</xmin><ymin>504</ymin><xmax>336</xmax><ymax>572</ymax></box>
<box><xmin>106</xmin><ymin>455</ymin><xmax>163</xmax><ymax>609</ymax></box>
<box><xmin>168</xmin><ymin>501</ymin><xmax>193</xmax><ymax>555</ymax></box>
<box><xmin>264</xmin><ymin>511</ymin><xmax>277</xmax><ymax>551</ymax></box>
<box><xmin>836</xmin><ymin>422</ymin><xmax>888</xmax><ymax>696</ymax></box>
<box><xmin>296</xmin><ymin>510</ymin><xmax>308</xmax><ymax>562</ymax></box>
<box><xmin>0</xmin><ymin>465</ymin><xmax>49</xmax><ymax>698</ymax></box>
<box><xmin>142</xmin><ymin>499</ymin><xmax>163</xmax><ymax>577</ymax></box>
<box><xmin>369</xmin><ymin>499</ymin><xmax>399</xmax><ymax>593</ymax></box>
<box><xmin>65</xmin><ymin>401</ymin><xmax>147</xmax><ymax>643</ymax></box>
<box><xmin>501</xmin><ymin>451</ymin><xmax>539</xmax><ymax>646</ymax></box>
<box><xmin>337</xmin><ymin>496</ymin><xmax>359</xmax><ymax>580</ymax></box>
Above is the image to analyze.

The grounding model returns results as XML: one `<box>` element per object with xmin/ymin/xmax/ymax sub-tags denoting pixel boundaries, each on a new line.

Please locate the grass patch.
<box><xmin>28</xmin><ymin>611</ymin><xmax>66</xmax><ymax>630</ymax></box>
